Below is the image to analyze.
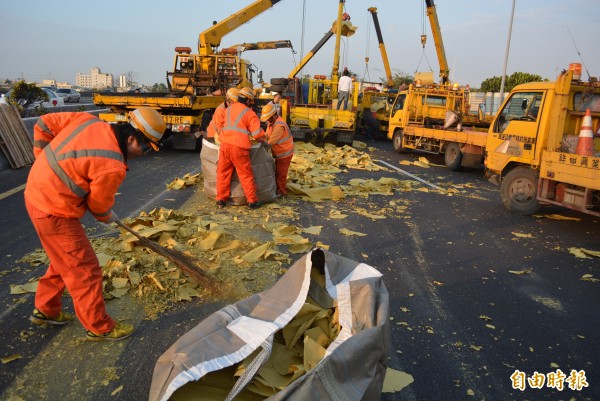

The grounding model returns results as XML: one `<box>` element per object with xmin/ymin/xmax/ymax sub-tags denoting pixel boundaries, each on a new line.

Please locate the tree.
<box><xmin>148</xmin><ymin>83</ymin><xmax>168</xmax><ymax>93</ymax></box>
<box><xmin>480</xmin><ymin>72</ymin><xmax>546</xmax><ymax>92</ymax></box>
<box><xmin>389</xmin><ymin>69</ymin><xmax>413</xmax><ymax>88</ymax></box>
<box><xmin>5</xmin><ymin>80</ymin><xmax>48</xmax><ymax>117</ymax></box>
<box><xmin>124</xmin><ymin>70</ymin><xmax>138</xmax><ymax>89</ymax></box>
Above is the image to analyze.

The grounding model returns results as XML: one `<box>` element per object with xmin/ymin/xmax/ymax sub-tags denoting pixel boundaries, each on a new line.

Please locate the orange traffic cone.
<box><xmin>575</xmin><ymin>108</ymin><xmax>594</xmax><ymax>156</ymax></box>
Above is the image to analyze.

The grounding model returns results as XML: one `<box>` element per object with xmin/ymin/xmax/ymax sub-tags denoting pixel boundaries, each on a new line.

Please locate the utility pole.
<box><xmin>499</xmin><ymin>0</ymin><xmax>516</xmax><ymax>105</ymax></box>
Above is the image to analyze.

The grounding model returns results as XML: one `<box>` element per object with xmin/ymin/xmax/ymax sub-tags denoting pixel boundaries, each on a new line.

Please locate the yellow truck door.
<box><xmin>486</xmin><ymin>90</ymin><xmax>546</xmax><ymax>169</ymax></box>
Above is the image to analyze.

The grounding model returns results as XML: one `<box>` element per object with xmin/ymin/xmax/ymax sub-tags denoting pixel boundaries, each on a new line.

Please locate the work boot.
<box><xmin>86</xmin><ymin>322</ymin><xmax>134</xmax><ymax>342</ymax></box>
<box><xmin>216</xmin><ymin>200</ymin><xmax>226</xmax><ymax>209</ymax></box>
<box><xmin>30</xmin><ymin>308</ymin><xmax>74</xmax><ymax>326</ymax></box>
<box><xmin>248</xmin><ymin>201</ymin><xmax>262</xmax><ymax>209</ymax></box>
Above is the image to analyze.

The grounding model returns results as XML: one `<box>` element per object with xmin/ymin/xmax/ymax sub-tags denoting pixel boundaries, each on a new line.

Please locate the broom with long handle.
<box><xmin>114</xmin><ymin>219</ymin><xmax>213</xmax><ymax>288</ymax></box>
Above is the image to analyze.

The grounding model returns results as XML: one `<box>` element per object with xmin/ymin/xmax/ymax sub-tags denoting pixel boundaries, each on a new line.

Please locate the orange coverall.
<box><xmin>265</xmin><ymin>116</ymin><xmax>294</xmax><ymax>195</ymax></box>
<box><xmin>25</xmin><ymin>112</ymin><xmax>126</xmax><ymax>334</ymax></box>
<box><xmin>206</xmin><ymin>102</ymin><xmax>226</xmax><ymax>138</ymax></box>
<box><xmin>216</xmin><ymin>102</ymin><xmax>265</xmax><ymax>204</ymax></box>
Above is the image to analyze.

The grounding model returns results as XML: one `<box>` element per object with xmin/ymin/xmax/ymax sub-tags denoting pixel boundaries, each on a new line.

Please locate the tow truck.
<box><xmin>93</xmin><ymin>0</ymin><xmax>290</xmax><ymax>150</ymax></box>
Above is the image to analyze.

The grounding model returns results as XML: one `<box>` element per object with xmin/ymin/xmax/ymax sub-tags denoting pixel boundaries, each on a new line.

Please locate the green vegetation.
<box><xmin>480</xmin><ymin>72</ymin><xmax>546</xmax><ymax>92</ymax></box>
<box><xmin>4</xmin><ymin>80</ymin><xmax>49</xmax><ymax>117</ymax></box>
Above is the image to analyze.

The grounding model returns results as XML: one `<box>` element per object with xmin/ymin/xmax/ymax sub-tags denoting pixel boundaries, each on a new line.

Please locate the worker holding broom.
<box><xmin>260</xmin><ymin>103</ymin><xmax>294</xmax><ymax>197</ymax></box>
<box><xmin>24</xmin><ymin>107</ymin><xmax>166</xmax><ymax>341</ymax></box>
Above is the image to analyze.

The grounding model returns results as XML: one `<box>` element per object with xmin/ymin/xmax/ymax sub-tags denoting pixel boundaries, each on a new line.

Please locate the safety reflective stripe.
<box><xmin>270</xmin><ymin>120</ymin><xmax>294</xmax><ymax>159</ymax></box>
<box><xmin>44</xmin><ymin>145</ymin><xmax>88</xmax><ymax>198</ymax></box>
<box><xmin>43</xmin><ymin>118</ymin><xmax>121</xmax><ymax>200</ymax></box>
<box><xmin>34</xmin><ymin>118</ymin><xmax>53</xmax><ymax>151</ymax></box>
<box><xmin>55</xmin><ymin>149</ymin><xmax>124</xmax><ymax>163</ymax></box>
<box><xmin>131</xmin><ymin>108</ymin><xmax>162</xmax><ymax>142</ymax></box>
<box><xmin>36</xmin><ymin>118</ymin><xmax>51</xmax><ymax>134</ymax></box>
<box><xmin>224</xmin><ymin>106</ymin><xmax>252</xmax><ymax>136</ymax></box>
<box><xmin>273</xmin><ymin>121</ymin><xmax>292</xmax><ymax>145</ymax></box>
<box><xmin>34</xmin><ymin>139</ymin><xmax>51</xmax><ymax>149</ymax></box>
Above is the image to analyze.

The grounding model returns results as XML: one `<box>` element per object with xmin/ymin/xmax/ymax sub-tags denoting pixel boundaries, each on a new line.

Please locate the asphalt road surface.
<box><xmin>0</xmin><ymin>138</ymin><xmax>598</xmax><ymax>401</ymax></box>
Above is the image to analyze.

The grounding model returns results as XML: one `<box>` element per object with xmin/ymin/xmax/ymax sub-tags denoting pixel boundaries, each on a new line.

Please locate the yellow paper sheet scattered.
<box><xmin>339</xmin><ymin>228</ymin><xmax>367</xmax><ymax>237</ymax></box>
<box><xmin>382</xmin><ymin>368</ymin><xmax>414</xmax><ymax>393</ymax></box>
<box><xmin>569</xmin><ymin>247</ymin><xmax>600</xmax><ymax>259</ymax></box>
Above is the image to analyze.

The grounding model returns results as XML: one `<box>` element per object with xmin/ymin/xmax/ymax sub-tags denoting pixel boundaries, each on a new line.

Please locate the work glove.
<box><xmin>105</xmin><ymin>210</ymin><xmax>119</xmax><ymax>225</ymax></box>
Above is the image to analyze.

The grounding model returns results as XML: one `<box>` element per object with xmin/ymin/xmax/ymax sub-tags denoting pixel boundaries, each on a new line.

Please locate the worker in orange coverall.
<box><xmin>260</xmin><ymin>103</ymin><xmax>294</xmax><ymax>197</ymax></box>
<box><xmin>216</xmin><ymin>87</ymin><xmax>266</xmax><ymax>209</ymax></box>
<box><xmin>24</xmin><ymin>107</ymin><xmax>166</xmax><ymax>341</ymax></box>
<box><xmin>206</xmin><ymin>87</ymin><xmax>239</xmax><ymax>143</ymax></box>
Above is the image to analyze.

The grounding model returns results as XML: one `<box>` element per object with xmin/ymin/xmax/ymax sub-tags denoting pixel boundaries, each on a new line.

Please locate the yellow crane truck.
<box><xmin>93</xmin><ymin>0</ymin><xmax>286</xmax><ymax>150</ymax></box>
<box><xmin>386</xmin><ymin>0</ymin><xmax>493</xmax><ymax>169</ymax></box>
<box><xmin>271</xmin><ymin>0</ymin><xmax>360</xmax><ymax>146</ymax></box>
<box><xmin>486</xmin><ymin>66</ymin><xmax>600</xmax><ymax>216</ymax></box>
<box><xmin>387</xmin><ymin>83</ymin><xmax>492</xmax><ymax>170</ymax></box>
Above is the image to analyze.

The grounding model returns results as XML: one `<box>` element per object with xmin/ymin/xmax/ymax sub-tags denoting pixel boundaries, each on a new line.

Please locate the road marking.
<box><xmin>0</xmin><ymin>184</ymin><xmax>26</xmax><ymax>201</ymax></box>
<box><xmin>374</xmin><ymin>160</ymin><xmax>443</xmax><ymax>190</ymax></box>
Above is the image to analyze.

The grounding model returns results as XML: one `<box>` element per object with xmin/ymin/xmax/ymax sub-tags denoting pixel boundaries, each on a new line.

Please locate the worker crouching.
<box><xmin>260</xmin><ymin>103</ymin><xmax>294</xmax><ymax>197</ymax></box>
<box><xmin>216</xmin><ymin>87</ymin><xmax>266</xmax><ymax>209</ymax></box>
<box><xmin>24</xmin><ymin>107</ymin><xmax>166</xmax><ymax>341</ymax></box>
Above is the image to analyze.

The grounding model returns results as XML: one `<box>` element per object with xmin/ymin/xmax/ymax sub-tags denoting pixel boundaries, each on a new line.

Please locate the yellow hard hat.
<box><xmin>238</xmin><ymin>87</ymin><xmax>255</xmax><ymax>101</ymax></box>
<box><xmin>129</xmin><ymin>107</ymin><xmax>166</xmax><ymax>151</ymax></box>
<box><xmin>260</xmin><ymin>103</ymin><xmax>277</xmax><ymax>122</ymax></box>
<box><xmin>226</xmin><ymin>87</ymin><xmax>239</xmax><ymax>102</ymax></box>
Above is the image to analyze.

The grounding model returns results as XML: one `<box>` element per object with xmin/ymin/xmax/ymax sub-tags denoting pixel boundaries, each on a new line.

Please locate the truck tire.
<box><xmin>444</xmin><ymin>142</ymin><xmax>463</xmax><ymax>171</ymax></box>
<box><xmin>392</xmin><ymin>130</ymin><xmax>404</xmax><ymax>153</ymax></box>
<box><xmin>500</xmin><ymin>166</ymin><xmax>541</xmax><ymax>215</ymax></box>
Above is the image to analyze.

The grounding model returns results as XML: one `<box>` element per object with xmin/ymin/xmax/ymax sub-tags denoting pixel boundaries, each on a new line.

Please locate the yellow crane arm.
<box><xmin>290</xmin><ymin>2</ymin><xmax>356</xmax><ymax>79</ymax></box>
<box><xmin>198</xmin><ymin>0</ymin><xmax>282</xmax><ymax>56</ymax></box>
<box><xmin>367</xmin><ymin>7</ymin><xmax>393</xmax><ymax>87</ymax></box>
<box><xmin>222</xmin><ymin>40</ymin><xmax>294</xmax><ymax>53</ymax></box>
<box><xmin>425</xmin><ymin>0</ymin><xmax>449</xmax><ymax>84</ymax></box>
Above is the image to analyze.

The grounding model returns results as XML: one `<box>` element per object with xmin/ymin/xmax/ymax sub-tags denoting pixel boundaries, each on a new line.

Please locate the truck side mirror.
<box><xmin>258</xmin><ymin>70</ymin><xmax>263</xmax><ymax>83</ymax></box>
<box><xmin>478</xmin><ymin>103</ymin><xmax>486</xmax><ymax>120</ymax></box>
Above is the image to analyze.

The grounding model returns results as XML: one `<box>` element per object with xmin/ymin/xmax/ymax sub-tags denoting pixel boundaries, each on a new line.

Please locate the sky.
<box><xmin>1</xmin><ymin>0</ymin><xmax>599</xmax><ymax>89</ymax></box>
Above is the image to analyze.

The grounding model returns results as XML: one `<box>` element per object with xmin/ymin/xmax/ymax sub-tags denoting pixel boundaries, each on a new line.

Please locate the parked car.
<box><xmin>38</xmin><ymin>88</ymin><xmax>65</xmax><ymax>108</ymax></box>
<box><xmin>0</xmin><ymin>88</ymin><xmax>64</xmax><ymax>110</ymax></box>
<box><xmin>55</xmin><ymin>88</ymin><xmax>81</xmax><ymax>103</ymax></box>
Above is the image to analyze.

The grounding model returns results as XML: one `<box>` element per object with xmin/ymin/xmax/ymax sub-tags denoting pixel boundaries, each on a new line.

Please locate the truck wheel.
<box><xmin>444</xmin><ymin>142</ymin><xmax>463</xmax><ymax>171</ymax></box>
<box><xmin>392</xmin><ymin>130</ymin><xmax>404</xmax><ymax>153</ymax></box>
<box><xmin>500</xmin><ymin>166</ymin><xmax>541</xmax><ymax>215</ymax></box>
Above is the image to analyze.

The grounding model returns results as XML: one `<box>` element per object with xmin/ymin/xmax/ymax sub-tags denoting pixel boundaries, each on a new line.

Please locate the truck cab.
<box><xmin>485</xmin><ymin>68</ymin><xmax>600</xmax><ymax>216</ymax></box>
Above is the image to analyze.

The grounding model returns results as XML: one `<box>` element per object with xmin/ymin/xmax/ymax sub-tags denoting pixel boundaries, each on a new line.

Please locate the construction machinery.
<box><xmin>486</xmin><ymin>65</ymin><xmax>600</xmax><ymax>216</ymax></box>
<box><xmin>93</xmin><ymin>0</ymin><xmax>288</xmax><ymax>151</ymax></box>
<box><xmin>423</xmin><ymin>0</ymin><xmax>449</xmax><ymax>85</ymax></box>
<box><xmin>386</xmin><ymin>0</ymin><xmax>494</xmax><ymax>167</ymax></box>
<box><xmin>357</xmin><ymin>6</ymin><xmax>397</xmax><ymax>139</ymax></box>
<box><xmin>270</xmin><ymin>0</ymin><xmax>360</xmax><ymax>146</ymax></box>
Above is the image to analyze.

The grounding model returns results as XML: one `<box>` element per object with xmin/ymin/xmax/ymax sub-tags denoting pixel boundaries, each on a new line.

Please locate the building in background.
<box><xmin>76</xmin><ymin>67</ymin><xmax>113</xmax><ymax>89</ymax></box>
<box><xmin>119</xmin><ymin>74</ymin><xmax>127</xmax><ymax>89</ymax></box>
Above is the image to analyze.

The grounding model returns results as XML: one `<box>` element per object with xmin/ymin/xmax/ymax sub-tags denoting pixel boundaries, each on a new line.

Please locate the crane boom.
<box><xmin>198</xmin><ymin>0</ymin><xmax>282</xmax><ymax>56</ymax></box>
<box><xmin>425</xmin><ymin>0</ymin><xmax>449</xmax><ymax>84</ymax></box>
<box><xmin>367</xmin><ymin>7</ymin><xmax>393</xmax><ymax>87</ymax></box>
<box><xmin>223</xmin><ymin>40</ymin><xmax>293</xmax><ymax>53</ymax></box>
<box><xmin>288</xmin><ymin>10</ymin><xmax>356</xmax><ymax>79</ymax></box>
